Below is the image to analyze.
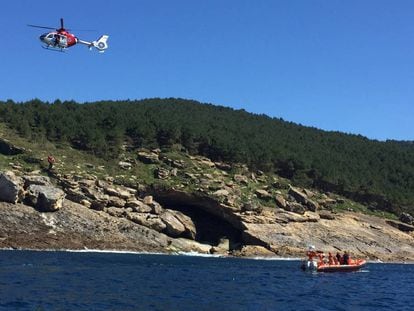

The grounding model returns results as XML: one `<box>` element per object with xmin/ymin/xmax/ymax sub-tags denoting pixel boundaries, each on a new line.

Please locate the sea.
<box><xmin>0</xmin><ymin>250</ymin><xmax>413</xmax><ymax>311</ymax></box>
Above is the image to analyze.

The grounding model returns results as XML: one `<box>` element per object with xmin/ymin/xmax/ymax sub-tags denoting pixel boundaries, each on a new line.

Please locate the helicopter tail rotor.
<box><xmin>92</xmin><ymin>35</ymin><xmax>109</xmax><ymax>53</ymax></box>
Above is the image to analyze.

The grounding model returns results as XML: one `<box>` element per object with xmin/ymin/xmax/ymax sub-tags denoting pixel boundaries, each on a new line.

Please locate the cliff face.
<box><xmin>0</xmin><ymin>201</ymin><xmax>170</xmax><ymax>252</ymax></box>
<box><xmin>0</xmin><ymin>146</ymin><xmax>413</xmax><ymax>262</ymax></box>
<box><xmin>148</xmin><ymin>188</ymin><xmax>414</xmax><ymax>261</ymax></box>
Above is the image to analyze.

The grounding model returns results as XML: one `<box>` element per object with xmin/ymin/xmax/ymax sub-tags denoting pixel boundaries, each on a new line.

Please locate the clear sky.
<box><xmin>1</xmin><ymin>0</ymin><xmax>413</xmax><ymax>141</ymax></box>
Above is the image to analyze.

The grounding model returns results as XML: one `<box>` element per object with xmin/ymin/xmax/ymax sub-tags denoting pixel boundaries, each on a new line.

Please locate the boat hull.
<box><xmin>316</xmin><ymin>259</ymin><xmax>367</xmax><ymax>272</ymax></box>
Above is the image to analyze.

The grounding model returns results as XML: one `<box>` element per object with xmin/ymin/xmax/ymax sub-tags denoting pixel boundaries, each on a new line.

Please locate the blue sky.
<box><xmin>1</xmin><ymin>1</ymin><xmax>413</xmax><ymax>141</ymax></box>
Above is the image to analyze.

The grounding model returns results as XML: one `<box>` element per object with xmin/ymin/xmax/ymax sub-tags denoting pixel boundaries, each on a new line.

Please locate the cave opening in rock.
<box><xmin>154</xmin><ymin>197</ymin><xmax>243</xmax><ymax>249</ymax></box>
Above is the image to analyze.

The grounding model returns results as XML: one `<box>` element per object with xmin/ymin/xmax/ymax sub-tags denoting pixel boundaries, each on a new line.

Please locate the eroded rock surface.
<box><xmin>0</xmin><ymin>201</ymin><xmax>170</xmax><ymax>252</ymax></box>
<box><xmin>1</xmin><ymin>156</ymin><xmax>414</xmax><ymax>263</ymax></box>
<box><xmin>0</xmin><ymin>171</ymin><xmax>23</xmax><ymax>203</ymax></box>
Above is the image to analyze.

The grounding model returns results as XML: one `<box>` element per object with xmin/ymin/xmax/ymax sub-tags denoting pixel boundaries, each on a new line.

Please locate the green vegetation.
<box><xmin>0</xmin><ymin>98</ymin><xmax>413</xmax><ymax>215</ymax></box>
<box><xmin>333</xmin><ymin>201</ymin><xmax>398</xmax><ymax>220</ymax></box>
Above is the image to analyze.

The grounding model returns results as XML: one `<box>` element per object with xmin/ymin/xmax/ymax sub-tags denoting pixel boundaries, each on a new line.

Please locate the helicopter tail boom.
<box><xmin>78</xmin><ymin>35</ymin><xmax>109</xmax><ymax>53</ymax></box>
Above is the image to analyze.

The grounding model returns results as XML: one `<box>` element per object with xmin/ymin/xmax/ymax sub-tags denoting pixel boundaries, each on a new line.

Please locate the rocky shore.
<box><xmin>1</xmin><ymin>148</ymin><xmax>414</xmax><ymax>262</ymax></box>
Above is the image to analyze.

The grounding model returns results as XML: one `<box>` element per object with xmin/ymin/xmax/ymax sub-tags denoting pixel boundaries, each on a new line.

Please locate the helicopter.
<box><xmin>28</xmin><ymin>18</ymin><xmax>108</xmax><ymax>53</ymax></box>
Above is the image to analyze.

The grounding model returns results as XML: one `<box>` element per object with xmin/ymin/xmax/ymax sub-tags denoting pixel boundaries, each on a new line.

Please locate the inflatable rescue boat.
<box><xmin>301</xmin><ymin>258</ymin><xmax>367</xmax><ymax>272</ymax></box>
<box><xmin>316</xmin><ymin>259</ymin><xmax>367</xmax><ymax>272</ymax></box>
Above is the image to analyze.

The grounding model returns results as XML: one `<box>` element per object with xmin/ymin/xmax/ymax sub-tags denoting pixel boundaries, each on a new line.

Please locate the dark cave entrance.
<box><xmin>153</xmin><ymin>196</ymin><xmax>243</xmax><ymax>249</ymax></box>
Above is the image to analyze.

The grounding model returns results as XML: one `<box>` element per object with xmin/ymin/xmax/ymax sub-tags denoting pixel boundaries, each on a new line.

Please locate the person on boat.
<box><xmin>328</xmin><ymin>252</ymin><xmax>334</xmax><ymax>265</ymax></box>
<box><xmin>333</xmin><ymin>254</ymin><xmax>339</xmax><ymax>265</ymax></box>
<box><xmin>306</xmin><ymin>246</ymin><xmax>317</xmax><ymax>261</ymax></box>
<box><xmin>336</xmin><ymin>252</ymin><xmax>342</xmax><ymax>264</ymax></box>
<box><xmin>342</xmin><ymin>251</ymin><xmax>350</xmax><ymax>265</ymax></box>
<box><xmin>317</xmin><ymin>252</ymin><xmax>326</xmax><ymax>267</ymax></box>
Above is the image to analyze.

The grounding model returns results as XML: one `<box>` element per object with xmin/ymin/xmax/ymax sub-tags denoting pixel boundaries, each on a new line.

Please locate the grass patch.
<box><xmin>334</xmin><ymin>201</ymin><xmax>398</xmax><ymax>220</ymax></box>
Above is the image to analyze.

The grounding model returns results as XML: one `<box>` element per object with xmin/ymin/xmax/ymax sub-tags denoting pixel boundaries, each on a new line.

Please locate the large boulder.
<box><xmin>125</xmin><ymin>199</ymin><xmax>152</xmax><ymax>213</ymax></box>
<box><xmin>318</xmin><ymin>198</ymin><xmax>337</xmax><ymax>208</ymax></box>
<box><xmin>241</xmin><ymin>202</ymin><xmax>263</xmax><ymax>214</ymax></box>
<box><xmin>81</xmin><ymin>186</ymin><xmax>105</xmax><ymax>201</ymax></box>
<box><xmin>23</xmin><ymin>175</ymin><xmax>51</xmax><ymax>188</ymax></box>
<box><xmin>118</xmin><ymin>161</ymin><xmax>132</xmax><ymax>170</ymax></box>
<box><xmin>143</xmin><ymin>195</ymin><xmax>153</xmax><ymax>205</ymax></box>
<box><xmin>64</xmin><ymin>187</ymin><xmax>90</xmax><ymax>204</ymax></box>
<box><xmin>169</xmin><ymin>210</ymin><xmax>197</xmax><ymax>240</ymax></box>
<box><xmin>213</xmin><ymin>189</ymin><xmax>230</xmax><ymax>198</ymax></box>
<box><xmin>255</xmin><ymin>189</ymin><xmax>272</xmax><ymax>201</ymax></box>
<box><xmin>168</xmin><ymin>238</ymin><xmax>212</xmax><ymax>254</ymax></box>
<box><xmin>318</xmin><ymin>210</ymin><xmax>336</xmax><ymax>220</ymax></box>
<box><xmin>284</xmin><ymin>202</ymin><xmax>306</xmax><ymax>215</ymax></box>
<box><xmin>106</xmin><ymin>206</ymin><xmax>126</xmax><ymax>218</ymax></box>
<box><xmin>289</xmin><ymin>187</ymin><xmax>319</xmax><ymax>211</ymax></box>
<box><xmin>126</xmin><ymin>212</ymin><xmax>167</xmax><ymax>232</ymax></box>
<box><xmin>198</xmin><ymin>158</ymin><xmax>215</xmax><ymax>168</ymax></box>
<box><xmin>103</xmin><ymin>185</ymin><xmax>134</xmax><ymax>200</ymax></box>
<box><xmin>155</xmin><ymin>167</ymin><xmax>170</xmax><ymax>180</ymax></box>
<box><xmin>275</xmin><ymin>195</ymin><xmax>287</xmax><ymax>209</ymax></box>
<box><xmin>0</xmin><ymin>171</ymin><xmax>23</xmax><ymax>203</ymax></box>
<box><xmin>211</xmin><ymin>238</ymin><xmax>230</xmax><ymax>254</ymax></box>
<box><xmin>137</xmin><ymin>151</ymin><xmax>160</xmax><ymax>164</ymax></box>
<box><xmin>107</xmin><ymin>196</ymin><xmax>126</xmax><ymax>208</ymax></box>
<box><xmin>25</xmin><ymin>184</ymin><xmax>65</xmax><ymax>212</ymax></box>
<box><xmin>214</xmin><ymin>162</ymin><xmax>232</xmax><ymax>171</ymax></box>
<box><xmin>0</xmin><ymin>138</ymin><xmax>25</xmax><ymax>155</ymax></box>
<box><xmin>400</xmin><ymin>212</ymin><xmax>414</xmax><ymax>225</ymax></box>
<box><xmin>90</xmin><ymin>199</ymin><xmax>109</xmax><ymax>211</ymax></box>
<box><xmin>237</xmin><ymin>245</ymin><xmax>275</xmax><ymax>257</ymax></box>
<box><xmin>288</xmin><ymin>186</ymin><xmax>308</xmax><ymax>204</ymax></box>
<box><xmin>234</xmin><ymin>174</ymin><xmax>248</xmax><ymax>185</ymax></box>
<box><xmin>306</xmin><ymin>199</ymin><xmax>319</xmax><ymax>212</ymax></box>
<box><xmin>386</xmin><ymin>220</ymin><xmax>414</xmax><ymax>233</ymax></box>
<box><xmin>160</xmin><ymin>210</ymin><xmax>186</xmax><ymax>237</ymax></box>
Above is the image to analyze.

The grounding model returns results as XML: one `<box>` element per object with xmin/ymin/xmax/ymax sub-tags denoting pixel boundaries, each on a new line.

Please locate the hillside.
<box><xmin>0</xmin><ymin>135</ymin><xmax>413</xmax><ymax>261</ymax></box>
<box><xmin>0</xmin><ymin>98</ymin><xmax>413</xmax><ymax>216</ymax></box>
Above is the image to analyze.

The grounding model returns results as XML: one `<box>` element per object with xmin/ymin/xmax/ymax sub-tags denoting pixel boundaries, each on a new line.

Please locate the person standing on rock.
<box><xmin>47</xmin><ymin>155</ymin><xmax>55</xmax><ymax>170</ymax></box>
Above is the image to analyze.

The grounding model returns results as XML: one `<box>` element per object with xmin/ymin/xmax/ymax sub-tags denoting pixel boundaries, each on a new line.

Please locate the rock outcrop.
<box><xmin>0</xmin><ymin>171</ymin><xmax>22</xmax><ymax>203</ymax></box>
<box><xmin>1</xmin><ymin>146</ymin><xmax>414</xmax><ymax>263</ymax></box>
<box><xmin>0</xmin><ymin>200</ymin><xmax>171</xmax><ymax>252</ymax></box>
<box><xmin>25</xmin><ymin>184</ymin><xmax>66</xmax><ymax>212</ymax></box>
<box><xmin>0</xmin><ymin>138</ymin><xmax>26</xmax><ymax>155</ymax></box>
<box><xmin>400</xmin><ymin>212</ymin><xmax>414</xmax><ymax>225</ymax></box>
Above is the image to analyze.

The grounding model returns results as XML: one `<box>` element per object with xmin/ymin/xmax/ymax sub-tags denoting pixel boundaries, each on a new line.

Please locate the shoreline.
<box><xmin>2</xmin><ymin>247</ymin><xmax>413</xmax><ymax>264</ymax></box>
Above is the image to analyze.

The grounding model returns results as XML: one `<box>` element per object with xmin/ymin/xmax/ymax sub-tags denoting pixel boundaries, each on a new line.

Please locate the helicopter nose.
<box><xmin>39</xmin><ymin>34</ymin><xmax>46</xmax><ymax>42</ymax></box>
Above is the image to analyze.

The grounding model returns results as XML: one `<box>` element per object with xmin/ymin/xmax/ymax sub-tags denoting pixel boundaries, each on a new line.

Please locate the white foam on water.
<box><xmin>1</xmin><ymin>248</ymin><xmax>412</xmax><ymax>264</ymax></box>
<box><xmin>64</xmin><ymin>248</ymin><xmax>168</xmax><ymax>256</ymax></box>
<box><xmin>0</xmin><ymin>247</ymin><xmax>166</xmax><ymax>256</ymax></box>
<box><xmin>175</xmin><ymin>251</ymin><xmax>224</xmax><ymax>258</ymax></box>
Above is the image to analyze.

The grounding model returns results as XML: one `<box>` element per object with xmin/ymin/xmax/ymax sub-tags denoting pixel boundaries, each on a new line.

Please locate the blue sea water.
<box><xmin>0</xmin><ymin>250</ymin><xmax>413</xmax><ymax>311</ymax></box>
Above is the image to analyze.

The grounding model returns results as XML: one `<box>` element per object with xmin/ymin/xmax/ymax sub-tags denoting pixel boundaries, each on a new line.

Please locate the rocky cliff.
<box><xmin>0</xmin><ymin>147</ymin><xmax>413</xmax><ymax>262</ymax></box>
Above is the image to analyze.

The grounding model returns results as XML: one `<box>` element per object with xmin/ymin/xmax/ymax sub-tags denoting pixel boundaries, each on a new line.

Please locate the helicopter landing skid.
<box><xmin>42</xmin><ymin>45</ymin><xmax>65</xmax><ymax>52</ymax></box>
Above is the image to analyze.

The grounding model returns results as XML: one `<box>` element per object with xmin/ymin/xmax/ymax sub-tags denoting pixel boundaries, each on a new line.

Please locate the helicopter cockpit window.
<box><xmin>46</xmin><ymin>34</ymin><xmax>54</xmax><ymax>39</ymax></box>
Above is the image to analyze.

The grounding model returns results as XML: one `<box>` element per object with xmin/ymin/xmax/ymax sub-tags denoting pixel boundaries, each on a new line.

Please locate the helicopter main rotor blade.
<box><xmin>60</xmin><ymin>18</ymin><xmax>64</xmax><ymax>29</ymax></box>
<box><xmin>27</xmin><ymin>24</ymin><xmax>56</xmax><ymax>30</ymax></box>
